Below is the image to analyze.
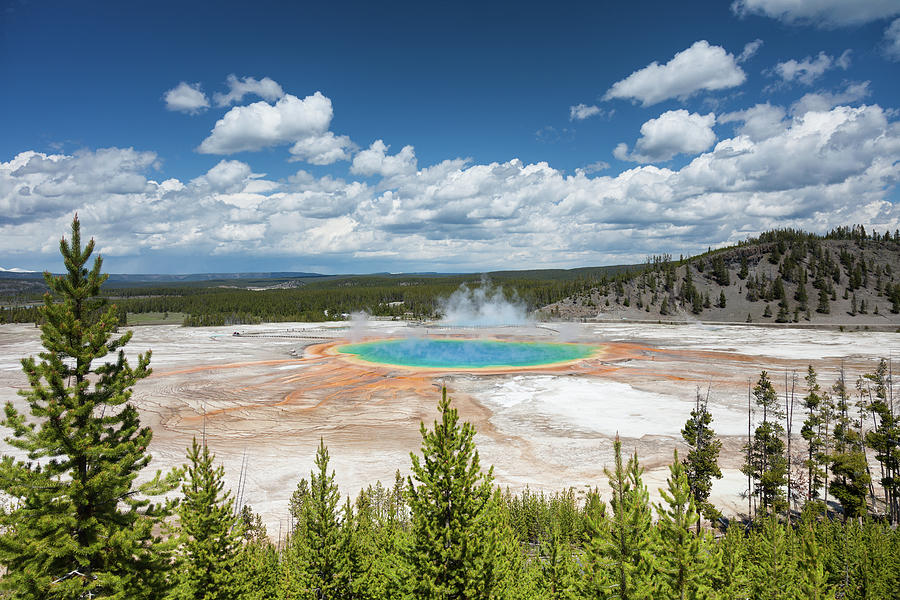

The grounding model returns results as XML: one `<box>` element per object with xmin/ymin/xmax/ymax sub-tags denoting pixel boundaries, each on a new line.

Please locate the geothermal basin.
<box><xmin>1</xmin><ymin>320</ymin><xmax>897</xmax><ymax>536</ymax></box>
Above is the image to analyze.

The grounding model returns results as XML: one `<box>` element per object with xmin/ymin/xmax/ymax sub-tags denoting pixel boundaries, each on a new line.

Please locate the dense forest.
<box><xmin>0</xmin><ymin>272</ymin><xmax>602</xmax><ymax>327</ymax></box>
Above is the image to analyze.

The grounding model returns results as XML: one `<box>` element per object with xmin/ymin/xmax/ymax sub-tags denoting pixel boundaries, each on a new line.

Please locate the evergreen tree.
<box><xmin>538</xmin><ymin>523</ymin><xmax>579</xmax><ymax>600</ymax></box>
<box><xmin>0</xmin><ymin>216</ymin><xmax>179</xmax><ymax>599</ymax></box>
<box><xmin>405</xmin><ymin>388</ymin><xmax>498</xmax><ymax>599</ymax></box>
<box><xmin>861</xmin><ymin>359</ymin><xmax>899</xmax><ymax>524</ymax></box>
<box><xmin>295</xmin><ymin>438</ymin><xmax>353</xmax><ymax>599</ymax></box>
<box><xmin>748</xmin><ymin>515</ymin><xmax>796</xmax><ymax>599</ymax></box>
<box><xmin>236</xmin><ymin>506</ymin><xmax>279</xmax><ymax>600</ymax></box>
<box><xmin>796</xmin><ymin>513</ymin><xmax>836</xmax><ymax>600</ymax></box>
<box><xmin>829</xmin><ymin>368</ymin><xmax>870</xmax><ymax>519</ymax></box>
<box><xmin>584</xmin><ymin>437</ymin><xmax>655</xmax><ymax>600</ymax></box>
<box><xmin>714</xmin><ymin>524</ymin><xmax>750</xmax><ymax>600</ymax></box>
<box><xmin>817</xmin><ymin>288</ymin><xmax>831</xmax><ymax>314</ymax></box>
<box><xmin>801</xmin><ymin>366</ymin><xmax>827</xmax><ymax>502</ymax></box>
<box><xmin>654</xmin><ymin>450</ymin><xmax>717</xmax><ymax>600</ymax></box>
<box><xmin>681</xmin><ymin>390</ymin><xmax>723</xmax><ymax>530</ymax></box>
<box><xmin>743</xmin><ymin>371</ymin><xmax>788</xmax><ymax>514</ymax></box>
<box><xmin>172</xmin><ymin>438</ymin><xmax>242</xmax><ymax>600</ymax></box>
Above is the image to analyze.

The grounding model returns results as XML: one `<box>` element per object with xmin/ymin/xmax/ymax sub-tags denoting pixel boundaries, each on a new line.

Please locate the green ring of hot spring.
<box><xmin>335</xmin><ymin>338</ymin><xmax>596</xmax><ymax>369</ymax></box>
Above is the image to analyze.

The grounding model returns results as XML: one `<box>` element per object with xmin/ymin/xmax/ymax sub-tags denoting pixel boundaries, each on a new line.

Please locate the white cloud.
<box><xmin>790</xmin><ymin>80</ymin><xmax>871</xmax><ymax>115</ymax></box>
<box><xmin>738</xmin><ymin>39</ymin><xmax>764</xmax><ymax>63</ymax></box>
<box><xmin>614</xmin><ymin>110</ymin><xmax>717</xmax><ymax>163</ymax></box>
<box><xmin>886</xmin><ymin>18</ymin><xmax>900</xmax><ymax>60</ymax></box>
<box><xmin>582</xmin><ymin>161</ymin><xmax>610</xmax><ymax>174</ymax></box>
<box><xmin>732</xmin><ymin>0</ymin><xmax>900</xmax><ymax>27</ymax></box>
<box><xmin>719</xmin><ymin>103</ymin><xmax>787</xmax><ymax>140</ymax></box>
<box><xmin>163</xmin><ymin>82</ymin><xmax>209</xmax><ymax>114</ymax></box>
<box><xmin>213</xmin><ymin>74</ymin><xmax>285</xmax><ymax>107</ymax></box>
<box><xmin>603</xmin><ymin>41</ymin><xmax>746</xmax><ymax>106</ymax></box>
<box><xmin>197</xmin><ymin>92</ymin><xmax>333</xmax><ymax>154</ymax></box>
<box><xmin>569</xmin><ymin>103</ymin><xmax>602</xmax><ymax>120</ymax></box>
<box><xmin>773</xmin><ymin>50</ymin><xmax>850</xmax><ymax>85</ymax></box>
<box><xmin>3</xmin><ymin>104</ymin><xmax>899</xmax><ymax>272</ymax></box>
<box><xmin>350</xmin><ymin>140</ymin><xmax>417</xmax><ymax>177</ymax></box>
<box><xmin>288</xmin><ymin>132</ymin><xmax>354</xmax><ymax>165</ymax></box>
<box><xmin>191</xmin><ymin>160</ymin><xmax>254</xmax><ymax>193</ymax></box>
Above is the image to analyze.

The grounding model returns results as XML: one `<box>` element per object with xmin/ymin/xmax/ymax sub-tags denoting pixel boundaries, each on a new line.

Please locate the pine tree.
<box><xmin>295</xmin><ymin>438</ymin><xmax>352</xmax><ymax>599</ymax></box>
<box><xmin>236</xmin><ymin>506</ymin><xmax>279</xmax><ymax>600</ymax></box>
<box><xmin>584</xmin><ymin>437</ymin><xmax>655</xmax><ymax>600</ymax></box>
<box><xmin>172</xmin><ymin>438</ymin><xmax>242</xmax><ymax>600</ymax></box>
<box><xmin>801</xmin><ymin>366</ymin><xmax>827</xmax><ymax>502</ymax></box>
<box><xmin>748</xmin><ymin>515</ymin><xmax>796</xmax><ymax>599</ymax></box>
<box><xmin>743</xmin><ymin>371</ymin><xmax>789</xmax><ymax>514</ymax></box>
<box><xmin>405</xmin><ymin>388</ymin><xmax>498</xmax><ymax>599</ymax></box>
<box><xmin>681</xmin><ymin>389</ymin><xmax>723</xmax><ymax>530</ymax></box>
<box><xmin>654</xmin><ymin>450</ymin><xmax>717</xmax><ymax>600</ymax></box>
<box><xmin>714</xmin><ymin>523</ymin><xmax>750</xmax><ymax>600</ymax></box>
<box><xmin>829</xmin><ymin>368</ymin><xmax>870</xmax><ymax>519</ymax></box>
<box><xmin>538</xmin><ymin>522</ymin><xmax>579</xmax><ymax>600</ymax></box>
<box><xmin>0</xmin><ymin>216</ymin><xmax>179</xmax><ymax>599</ymax></box>
<box><xmin>861</xmin><ymin>359</ymin><xmax>899</xmax><ymax>524</ymax></box>
<box><xmin>796</xmin><ymin>513</ymin><xmax>836</xmax><ymax>600</ymax></box>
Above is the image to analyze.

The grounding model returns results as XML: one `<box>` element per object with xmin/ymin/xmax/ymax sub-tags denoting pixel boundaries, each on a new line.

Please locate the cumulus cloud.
<box><xmin>569</xmin><ymin>103</ymin><xmax>602</xmax><ymax>120</ymax></box>
<box><xmin>773</xmin><ymin>50</ymin><xmax>851</xmax><ymax>85</ymax></box>
<box><xmin>719</xmin><ymin>103</ymin><xmax>787</xmax><ymax>140</ymax></box>
<box><xmin>191</xmin><ymin>160</ymin><xmax>254</xmax><ymax>193</ymax></box>
<box><xmin>350</xmin><ymin>140</ymin><xmax>417</xmax><ymax>177</ymax></box>
<box><xmin>3</xmin><ymin>104</ymin><xmax>899</xmax><ymax>272</ymax></box>
<box><xmin>790</xmin><ymin>80</ymin><xmax>871</xmax><ymax>115</ymax></box>
<box><xmin>738</xmin><ymin>39</ymin><xmax>764</xmax><ymax>63</ymax></box>
<box><xmin>614</xmin><ymin>110</ymin><xmax>717</xmax><ymax>163</ymax></box>
<box><xmin>732</xmin><ymin>0</ymin><xmax>900</xmax><ymax>27</ymax></box>
<box><xmin>288</xmin><ymin>132</ymin><xmax>354</xmax><ymax>165</ymax></box>
<box><xmin>604</xmin><ymin>41</ymin><xmax>746</xmax><ymax>106</ymax></box>
<box><xmin>197</xmin><ymin>92</ymin><xmax>333</xmax><ymax>154</ymax></box>
<box><xmin>163</xmin><ymin>82</ymin><xmax>209</xmax><ymax>114</ymax></box>
<box><xmin>886</xmin><ymin>18</ymin><xmax>900</xmax><ymax>60</ymax></box>
<box><xmin>213</xmin><ymin>74</ymin><xmax>285</xmax><ymax>107</ymax></box>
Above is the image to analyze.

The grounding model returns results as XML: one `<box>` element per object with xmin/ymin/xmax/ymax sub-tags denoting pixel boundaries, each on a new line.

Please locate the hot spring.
<box><xmin>335</xmin><ymin>338</ymin><xmax>597</xmax><ymax>369</ymax></box>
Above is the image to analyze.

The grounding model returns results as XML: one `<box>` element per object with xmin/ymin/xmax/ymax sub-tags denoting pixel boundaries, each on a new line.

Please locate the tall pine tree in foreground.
<box><xmin>654</xmin><ymin>450</ymin><xmax>717</xmax><ymax>600</ymax></box>
<box><xmin>405</xmin><ymin>387</ymin><xmax>498</xmax><ymax>599</ymax></box>
<box><xmin>172</xmin><ymin>437</ymin><xmax>242</xmax><ymax>600</ymax></box>
<box><xmin>293</xmin><ymin>438</ymin><xmax>357</xmax><ymax>599</ymax></box>
<box><xmin>584</xmin><ymin>436</ymin><xmax>655</xmax><ymax>600</ymax></box>
<box><xmin>0</xmin><ymin>216</ymin><xmax>179</xmax><ymax>599</ymax></box>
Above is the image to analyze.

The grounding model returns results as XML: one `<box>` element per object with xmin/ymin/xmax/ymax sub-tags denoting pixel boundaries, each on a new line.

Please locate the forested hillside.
<box><xmin>546</xmin><ymin>226</ymin><xmax>900</xmax><ymax>325</ymax></box>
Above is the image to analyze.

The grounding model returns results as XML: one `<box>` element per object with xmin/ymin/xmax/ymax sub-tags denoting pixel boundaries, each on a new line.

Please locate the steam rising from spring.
<box><xmin>438</xmin><ymin>279</ymin><xmax>530</xmax><ymax>327</ymax></box>
<box><xmin>349</xmin><ymin>311</ymin><xmax>369</xmax><ymax>342</ymax></box>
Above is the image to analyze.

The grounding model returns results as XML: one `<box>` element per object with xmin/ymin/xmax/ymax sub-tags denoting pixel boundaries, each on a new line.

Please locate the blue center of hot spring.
<box><xmin>336</xmin><ymin>338</ymin><xmax>595</xmax><ymax>369</ymax></box>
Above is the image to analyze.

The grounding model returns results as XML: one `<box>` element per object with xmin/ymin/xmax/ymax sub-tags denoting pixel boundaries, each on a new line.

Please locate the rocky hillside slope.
<box><xmin>542</xmin><ymin>227</ymin><xmax>900</xmax><ymax>327</ymax></box>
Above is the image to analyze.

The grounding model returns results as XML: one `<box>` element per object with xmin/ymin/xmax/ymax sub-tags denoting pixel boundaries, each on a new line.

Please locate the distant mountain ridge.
<box><xmin>0</xmin><ymin>271</ymin><xmax>327</xmax><ymax>282</ymax></box>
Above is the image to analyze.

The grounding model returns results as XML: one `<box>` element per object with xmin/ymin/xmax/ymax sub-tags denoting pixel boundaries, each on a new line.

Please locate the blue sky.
<box><xmin>2</xmin><ymin>0</ymin><xmax>899</xmax><ymax>274</ymax></box>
